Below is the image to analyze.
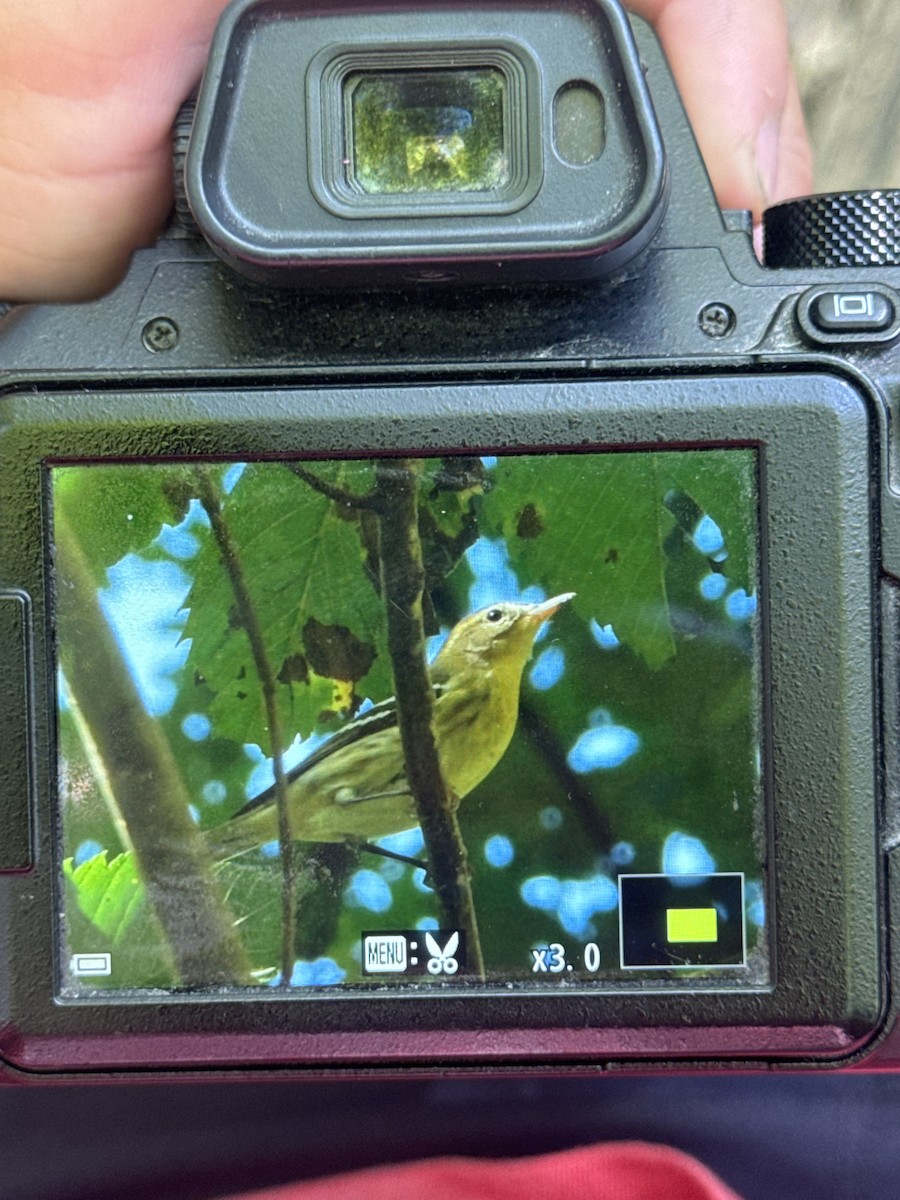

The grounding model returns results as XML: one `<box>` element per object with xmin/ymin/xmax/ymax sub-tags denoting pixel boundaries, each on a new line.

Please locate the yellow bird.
<box><xmin>207</xmin><ymin>593</ymin><xmax>574</xmax><ymax>857</ymax></box>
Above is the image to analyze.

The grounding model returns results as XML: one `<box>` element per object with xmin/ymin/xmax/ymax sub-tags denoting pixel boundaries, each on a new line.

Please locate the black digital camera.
<box><xmin>2</xmin><ymin>0</ymin><xmax>900</xmax><ymax>1080</ymax></box>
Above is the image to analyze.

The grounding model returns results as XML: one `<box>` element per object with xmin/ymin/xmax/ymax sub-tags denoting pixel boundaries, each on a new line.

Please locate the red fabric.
<box><xmin>224</xmin><ymin>1141</ymin><xmax>743</xmax><ymax>1200</ymax></box>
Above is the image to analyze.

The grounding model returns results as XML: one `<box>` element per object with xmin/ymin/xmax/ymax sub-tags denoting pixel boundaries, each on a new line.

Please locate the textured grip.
<box><xmin>763</xmin><ymin>190</ymin><xmax>900</xmax><ymax>268</ymax></box>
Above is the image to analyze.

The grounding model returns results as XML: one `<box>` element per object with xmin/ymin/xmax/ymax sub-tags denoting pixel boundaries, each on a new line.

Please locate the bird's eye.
<box><xmin>486</xmin><ymin>607</ymin><xmax>504</xmax><ymax>622</ymax></box>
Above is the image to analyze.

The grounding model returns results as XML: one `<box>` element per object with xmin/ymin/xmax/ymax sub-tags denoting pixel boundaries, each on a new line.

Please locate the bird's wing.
<box><xmin>228</xmin><ymin>683</ymin><xmax>446</xmax><ymax>820</ymax></box>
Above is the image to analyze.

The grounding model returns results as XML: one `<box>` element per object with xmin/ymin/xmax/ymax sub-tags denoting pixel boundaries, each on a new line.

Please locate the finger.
<box><xmin>0</xmin><ymin>1</ymin><xmax>813</xmax><ymax>303</ymax></box>
<box><xmin>628</xmin><ymin>0</ymin><xmax>813</xmax><ymax>217</ymax></box>
<box><xmin>0</xmin><ymin>0</ymin><xmax>230</xmax><ymax>302</ymax></box>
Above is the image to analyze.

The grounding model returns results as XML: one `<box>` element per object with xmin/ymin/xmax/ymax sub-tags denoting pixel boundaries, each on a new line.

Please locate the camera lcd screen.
<box><xmin>53</xmin><ymin>447</ymin><xmax>766</xmax><ymax>996</ymax></box>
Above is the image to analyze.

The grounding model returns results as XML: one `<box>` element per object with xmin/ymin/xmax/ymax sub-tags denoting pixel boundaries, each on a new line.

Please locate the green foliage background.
<box><xmin>55</xmin><ymin>449</ymin><xmax>762</xmax><ymax>990</ymax></box>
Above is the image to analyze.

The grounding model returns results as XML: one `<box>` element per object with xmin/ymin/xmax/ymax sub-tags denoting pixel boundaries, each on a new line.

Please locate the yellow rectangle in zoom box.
<box><xmin>666</xmin><ymin>907</ymin><xmax>718</xmax><ymax>944</ymax></box>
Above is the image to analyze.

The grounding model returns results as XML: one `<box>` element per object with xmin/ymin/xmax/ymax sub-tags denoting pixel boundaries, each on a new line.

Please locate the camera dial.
<box><xmin>764</xmin><ymin>189</ymin><xmax>900</xmax><ymax>268</ymax></box>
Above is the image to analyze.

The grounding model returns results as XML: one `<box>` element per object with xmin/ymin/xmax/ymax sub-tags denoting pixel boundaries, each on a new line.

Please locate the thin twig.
<box><xmin>194</xmin><ymin>467</ymin><xmax>297</xmax><ymax>988</ymax></box>
<box><xmin>287</xmin><ymin>463</ymin><xmax>382</xmax><ymax>512</ymax></box>
<box><xmin>518</xmin><ymin>699</ymin><xmax>613</xmax><ymax>855</ymax></box>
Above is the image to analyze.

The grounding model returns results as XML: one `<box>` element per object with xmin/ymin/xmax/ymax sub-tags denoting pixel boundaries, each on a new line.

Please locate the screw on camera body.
<box><xmin>698</xmin><ymin>303</ymin><xmax>736</xmax><ymax>338</ymax></box>
<box><xmin>141</xmin><ymin>317</ymin><xmax>180</xmax><ymax>353</ymax></box>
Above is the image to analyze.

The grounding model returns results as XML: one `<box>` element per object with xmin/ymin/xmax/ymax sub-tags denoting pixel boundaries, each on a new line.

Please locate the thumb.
<box><xmin>628</xmin><ymin>0</ymin><xmax>813</xmax><ymax>217</ymax></box>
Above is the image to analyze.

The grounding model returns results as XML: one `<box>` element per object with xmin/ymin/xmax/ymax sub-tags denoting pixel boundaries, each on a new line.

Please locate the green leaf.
<box><xmin>52</xmin><ymin>464</ymin><xmax>192</xmax><ymax>585</ymax></box>
<box><xmin>480</xmin><ymin>453</ymin><xmax>677</xmax><ymax>668</ymax></box>
<box><xmin>662</xmin><ymin>449</ymin><xmax>756</xmax><ymax>589</ymax></box>
<box><xmin>184</xmin><ymin>463</ymin><xmax>392</xmax><ymax>749</ymax></box>
<box><xmin>478</xmin><ymin>449</ymin><xmax>757</xmax><ymax>669</ymax></box>
<box><xmin>63</xmin><ymin>851</ymin><xmax>145</xmax><ymax>943</ymax></box>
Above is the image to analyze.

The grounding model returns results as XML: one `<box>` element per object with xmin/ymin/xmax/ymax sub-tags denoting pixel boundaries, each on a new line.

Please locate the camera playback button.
<box><xmin>799</xmin><ymin>284</ymin><xmax>900</xmax><ymax>345</ymax></box>
<box><xmin>811</xmin><ymin>291</ymin><xmax>893</xmax><ymax>332</ymax></box>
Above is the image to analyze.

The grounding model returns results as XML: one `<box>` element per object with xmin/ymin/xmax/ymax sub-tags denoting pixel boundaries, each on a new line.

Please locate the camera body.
<box><xmin>2</xmin><ymin>0</ymin><xmax>900</xmax><ymax>1080</ymax></box>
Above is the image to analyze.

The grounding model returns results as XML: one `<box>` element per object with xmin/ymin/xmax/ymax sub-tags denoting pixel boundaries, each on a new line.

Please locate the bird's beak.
<box><xmin>527</xmin><ymin>592</ymin><xmax>576</xmax><ymax>625</ymax></box>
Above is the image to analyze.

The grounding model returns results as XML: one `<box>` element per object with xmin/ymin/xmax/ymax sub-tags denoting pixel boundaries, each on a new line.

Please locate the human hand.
<box><xmin>0</xmin><ymin>0</ymin><xmax>813</xmax><ymax>303</ymax></box>
<box><xmin>0</xmin><ymin>0</ymin><xmax>229</xmax><ymax>303</ymax></box>
<box><xmin>629</xmin><ymin>0</ymin><xmax>812</xmax><ymax>217</ymax></box>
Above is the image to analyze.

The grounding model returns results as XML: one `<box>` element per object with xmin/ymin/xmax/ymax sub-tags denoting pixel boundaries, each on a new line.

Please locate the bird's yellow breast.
<box><xmin>434</xmin><ymin>659</ymin><xmax>523</xmax><ymax>800</ymax></box>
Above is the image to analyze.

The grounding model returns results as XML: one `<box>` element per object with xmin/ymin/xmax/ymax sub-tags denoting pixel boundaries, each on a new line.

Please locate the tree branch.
<box><xmin>374</xmin><ymin>459</ymin><xmax>484</xmax><ymax>977</ymax></box>
<box><xmin>287</xmin><ymin>463</ymin><xmax>382</xmax><ymax>512</ymax></box>
<box><xmin>518</xmin><ymin>699</ymin><xmax>614</xmax><ymax>855</ymax></box>
<box><xmin>54</xmin><ymin>509</ymin><xmax>251</xmax><ymax>987</ymax></box>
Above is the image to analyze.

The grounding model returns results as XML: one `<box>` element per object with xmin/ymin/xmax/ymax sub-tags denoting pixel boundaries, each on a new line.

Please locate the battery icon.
<box><xmin>666</xmin><ymin>907</ymin><xmax>718</xmax><ymax>944</ymax></box>
<box><xmin>70</xmin><ymin>952</ymin><xmax>112</xmax><ymax>977</ymax></box>
<box><xmin>618</xmin><ymin>873</ymin><xmax>745</xmax><ymax>969</ymax></box>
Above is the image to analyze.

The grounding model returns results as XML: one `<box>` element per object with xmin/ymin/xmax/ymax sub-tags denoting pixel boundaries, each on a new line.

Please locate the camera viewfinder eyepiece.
<box><xmin>185</xmin><ymin>0</ymin><xmax>668</xmax><ymax>287</ymax></box>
